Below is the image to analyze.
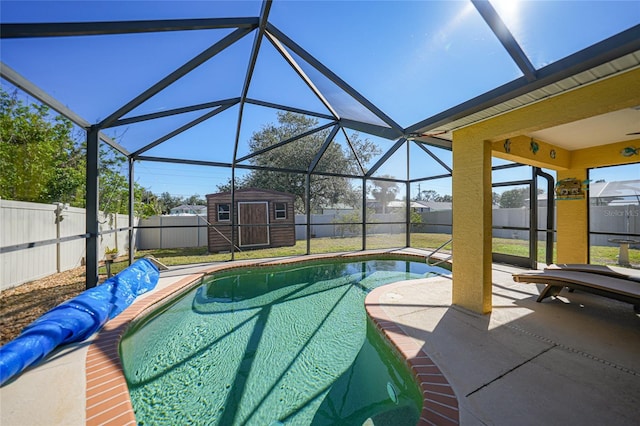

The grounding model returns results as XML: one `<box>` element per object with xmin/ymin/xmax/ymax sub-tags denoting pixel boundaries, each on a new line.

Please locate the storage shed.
<box><xmin>206</xmin><ymin>188</ymin><xmax>296</xmax><ymax>252</ymax></box>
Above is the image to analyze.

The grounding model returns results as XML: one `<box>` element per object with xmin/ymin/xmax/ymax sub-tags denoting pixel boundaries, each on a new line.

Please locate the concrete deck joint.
<box><xmin>503</xmin><ymin>322</ymin><xmax>640</xmax><ymax>377</ymax></box>
<box><xmin>465</xmin><ymin>344</ymin><xmax>558</xmax><ymax>398</ymax></box>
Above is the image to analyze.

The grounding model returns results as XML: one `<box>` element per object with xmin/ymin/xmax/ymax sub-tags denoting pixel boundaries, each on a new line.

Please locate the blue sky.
<box><xmin>1</xmin><ymin>0</ymin><xmax>638</xmax><ymax>200</ymax></box>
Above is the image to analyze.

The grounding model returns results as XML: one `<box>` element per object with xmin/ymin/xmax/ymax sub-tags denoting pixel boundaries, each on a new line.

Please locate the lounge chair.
<box><xmin>512</xmin><ymin>269</ymin><xmax>640</xmax><ymax>312</ymax></box>
<box><xmin>544</xmin><ymin>263</ymin><xmax>640</xmax><ymax>282</ymax></box>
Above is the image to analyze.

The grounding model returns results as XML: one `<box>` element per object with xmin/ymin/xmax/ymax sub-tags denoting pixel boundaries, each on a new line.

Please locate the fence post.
<box><xmin>114</xmin><ymin>213</ymin><xmax>118</xmax><ymax>253</ymax></box>
<box><xmin>128</xmin><ymin>157</ymin><xmax>135</xmax><ymax>265</ymax></box>
<box><xmin>305</xmin><ymin>174</ymin><xmax>311</xmax><ymax>255</ymax></box>
<box><xmin>55</xmin><ymin>204</ymin><xmax>61</xmax><ymax>273</ymax></box>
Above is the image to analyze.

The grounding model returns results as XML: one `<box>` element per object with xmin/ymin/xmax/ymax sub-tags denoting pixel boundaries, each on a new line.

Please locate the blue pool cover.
<box><xmin>0</xmin><ymin>258</ymin><xmax>159</xmax><ymax>386</ymax></box>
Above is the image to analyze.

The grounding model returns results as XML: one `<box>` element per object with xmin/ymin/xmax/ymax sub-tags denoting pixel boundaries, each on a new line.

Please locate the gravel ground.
<box><xmin>0</xmin><ymin>267</ymin><xmax>105</xmax><ymax>345</ymax></box>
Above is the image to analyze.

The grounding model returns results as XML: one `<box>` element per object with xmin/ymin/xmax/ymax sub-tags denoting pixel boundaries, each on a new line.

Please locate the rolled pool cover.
<box><xmin>0</xmin><ymin>258</ymin><xmax>159</xmax><ymax>386</ymax></box>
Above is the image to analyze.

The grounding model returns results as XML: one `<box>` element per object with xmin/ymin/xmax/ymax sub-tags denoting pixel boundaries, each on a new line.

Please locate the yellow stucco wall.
<box><xmin>570</xmin><ymin>139</ymin><xmax>640</xmax><ymax>169</ymax></box>
<box><xmin>555</xmin><ymin>169</ymin><xmax>589</xmax><ymax>264</ymax></box>
<box><xmin>450</xmin><ymin>68</ymin><xmax>640</xmax><ymax>314</ymax></box>
<box><xmin>554</xmin><ymin>141</ymin><xmax>639</xmax><ymax>264</ymax></box>
<box><xmin>492</xmin><ymin>135</ymin><xmax>570</xmax><ymax>170</ymax></box>
<box><xmin>452</xmin><ymin>131</ymin><xmax>493</xmax><ymax>314</ymax></box>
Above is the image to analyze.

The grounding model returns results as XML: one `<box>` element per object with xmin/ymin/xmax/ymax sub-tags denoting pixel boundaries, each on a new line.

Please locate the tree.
<box><xmin>499</xmin><ymin>188</ymin><xmax>529</xmax><ymax>208</ymax></box>
<box><xmin>0</xmin><ymin>89</ymin><xmax>84</xmax><ymax>205</ymax></box>
<box><xmin>417</xmin><ymin>189</ymin><xmax>439</xmax><ymax>201</ymax></box>
<box><xmin>332</xmin><ymin>207</ymin><xmax>378</xmax><ymax>237</ymax></box>
<box><xmin>414</xmin><ymin>189</ymin><xmax>451</xmax><ymax>203</ymax></box>
<box><xmin>157</xmin><ymin>192</ymin><xmax>183</xmax><ymax>214</ymax></box>
<box><xmin>98</xmin><ymin>149</ymin><xmax>128</xmax><ymax>214</ymax></box>
<box><xmin>184</xmin><ymin>194</ymin><xmax>206</xmax><ymax>206</ymax></box>
<box><xmin>137</xmin><ymin>188</ymin><xmax>161</xmax><ymax>217</ymax></box>
<box><xmin>0</xmin><ymin>89</ymin><xmax>159</xmax><ymax>217</ymax></box>
<box><xmin>154</xmin><ymin>192</ymin><xmax>205</xmax><ymax>215</ymax></box>
<box><xmin>371</xmin><ymin>176</ymin><xmax>399</xmax><ymax>214</ymax></box>
<box><xmin>492</xmin><ymin>191</ymin><xmax>501</xmax><ymax>206</ymax></box>
<box><xmin>410</xmin><ymin>209</ymin><xmax>422</xmax><ymax>224</ymax></box>
<box><xmin>498</xmin><ymin>188</ymin><xmax>544</xmax><ymax>208</ymax></box>
<box><xmin>226</xmin><ymin>112</ymin><xmax>380</xmax><ymax>213</ymax></box>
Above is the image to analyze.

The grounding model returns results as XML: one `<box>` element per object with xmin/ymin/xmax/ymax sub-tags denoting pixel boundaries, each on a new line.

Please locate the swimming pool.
<box><xmin>120</xmin><ymin>258</ymin><xmax>449</xmax><ymax>425</ymax></box>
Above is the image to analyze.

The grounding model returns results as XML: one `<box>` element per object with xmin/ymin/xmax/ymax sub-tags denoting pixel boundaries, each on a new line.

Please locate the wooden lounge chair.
<box><xmin>512</xmin><ymin>269</ymin><xmax>640</xmax><ymax>312</ymax></box>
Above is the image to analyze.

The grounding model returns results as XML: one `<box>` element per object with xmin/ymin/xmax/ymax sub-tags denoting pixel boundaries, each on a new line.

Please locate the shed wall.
<box><xmin>206</xmin><ymin>190</ymin><xmax>295</xmax><ymax>252</ymax></box>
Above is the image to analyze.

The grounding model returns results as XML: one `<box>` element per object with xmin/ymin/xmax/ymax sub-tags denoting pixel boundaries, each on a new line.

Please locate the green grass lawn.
<box><xmin>491</xmin><ymin>236</ymin><xmax>640</xmax><ymax>266</ymax></box>
<box><xmin>100</xmin><ymin>233</ymin><xmax>638</xmax><ymax>276</ymax></box>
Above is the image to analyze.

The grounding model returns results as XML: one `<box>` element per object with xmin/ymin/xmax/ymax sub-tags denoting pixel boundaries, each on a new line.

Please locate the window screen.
<box><xmin>275</xmin><ymin>202</ymin><xmax>287</xmax><ymax>219</ymax></box>
<box><xmin>217</xmin><ymin>204</ymin><xmax>230</xmax><ymax>221</ymax></box>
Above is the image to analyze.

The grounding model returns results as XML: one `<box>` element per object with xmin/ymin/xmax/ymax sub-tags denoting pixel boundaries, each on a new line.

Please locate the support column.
<box><xmin>306</xmin><ymin>173</ymin><xmax>311</xmax><ymax>255</ymax></box>
<box><xmin>362</xmin><ymin>178</ymin><xmax>367</xmax><ymax>250</ymax></box>
<box><xmin>231</xmin><ymin>167</ymin><xmax>236</xmax><ymax>260</ymax></box>
<box><xmin>405</xmin><ymin>183</ymin><xmax>411</xmax><ymax>248</ymax></box>
<box><xmin>128</xmin><ymin>157</ymin><xmax>135</xmax><ymax>266</ymax></box>
<box><xmin>556</xmin><ymin>168</ymin><xmax>589</xmax><ymax>264</ymax></box>
<box><xmin>86</xmin><ymin>127</ymin><xmax>100</xmax><ymax>289</ymax></box>
<box><xmin>406</xmin><ymin>141</ymin><xmax>411</xmax><ymax>248</ymax></box>
<box><xmin>452</xmin><ymin>132</ymin><xmax>493</xmax><ymax>314</ymax></box>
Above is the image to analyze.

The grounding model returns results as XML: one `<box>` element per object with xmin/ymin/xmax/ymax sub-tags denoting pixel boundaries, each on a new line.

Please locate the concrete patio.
<box><xmin>371</xmin><ymin>260</ymin><xmax>640</xmax><ymax>425</ymax></box>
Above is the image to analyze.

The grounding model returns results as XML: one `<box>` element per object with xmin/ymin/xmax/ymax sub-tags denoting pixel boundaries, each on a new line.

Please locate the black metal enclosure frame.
<box><xmin>1</xmin><ymin>0</ymin><xmax>639</xmax><ymax>288</ymax></box>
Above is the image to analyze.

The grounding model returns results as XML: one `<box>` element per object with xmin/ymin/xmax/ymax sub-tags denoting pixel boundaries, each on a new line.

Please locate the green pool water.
<box><xmin>120</xmin><ymin>259</ymin><xmax>449</xmax><ymax>425</ymax></box>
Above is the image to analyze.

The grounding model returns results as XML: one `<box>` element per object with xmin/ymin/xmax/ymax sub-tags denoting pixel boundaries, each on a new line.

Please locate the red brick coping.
<box><xmin>85</xmin><ymin>253</ymin><xmax>459</xmax><ymax>425</ymax></box>
<box><xmin>366</xmin><ymin>286</ymin><xmax>460</xmax><ymax>425</ymax></box>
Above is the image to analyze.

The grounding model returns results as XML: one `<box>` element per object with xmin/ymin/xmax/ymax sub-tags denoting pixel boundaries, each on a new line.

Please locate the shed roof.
<box><xmin>206</xmin><ymin>187</ymin><xmax>296</xmax><ymax>199</ymax></box>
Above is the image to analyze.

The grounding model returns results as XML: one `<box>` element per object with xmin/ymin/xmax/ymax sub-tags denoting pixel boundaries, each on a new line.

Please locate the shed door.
<box><xmin>238</xmin><ymin>202</ymin><xmax>269</xmax><ymax>247</ymax></box>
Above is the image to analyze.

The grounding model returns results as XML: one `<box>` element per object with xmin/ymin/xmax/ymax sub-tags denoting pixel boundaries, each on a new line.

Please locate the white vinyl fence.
<box><xmin>491</xmin><ymin>205</ymin><xmax>640</xmax><ymax>243</ymax></box>
<box><xmin>132</xmin><ymin>206</ymin><xmax>640</xmax><ymax>249</ymax></box>
<box><xmin>1</xmin><ymin>199</ymin><xmax>135</xmax><ymax>290</ymax></box>
<box><xmin>294</xmin><ymin>213</ymin><xmax>407</xmax><ymax>239</ymax></box>
<box><xmin>4</xmin><ymin>201</ymin><xmax>638</xmax><ymax>290</ymax></box>
<box><xmin>137</xmin><ymin>213</ymin><xmax>410</xmax><ymax>249</ymax></box>
<box><xmin>590</xmin><ymin>205</ymin><xmax>640</xmax><ymax>245</ymax></box>
<box><xmin>136</xmin><ymin>215</ymin><xmax>209</xmax><ymax>249</ymax></box>
<box><xmin>492</xmin><ymin>207</ymin><xmax>545</xmax><ymax>240</ymax></box>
